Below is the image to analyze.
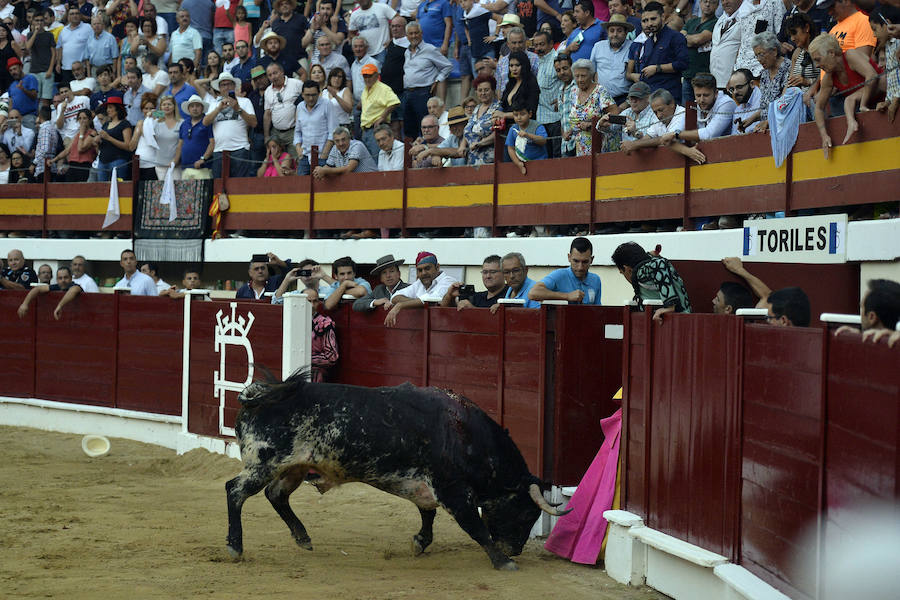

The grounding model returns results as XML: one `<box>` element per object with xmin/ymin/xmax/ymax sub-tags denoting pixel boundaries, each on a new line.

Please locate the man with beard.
<box><xmin>592</xmin><ymin>14</ymin><xmax>634</xmax><ymax>106</ymax></box>
<box><xmin>660</xmin><ymin>71</ymin><xmax>734</xmax><ymax>143</ymax></box>
<box><xmin>728</xmin><ymin>68</ymin><xmax>761</xmax><ymax>134</ymax></box>
<box><xmin>230</xmin><ymin>39</ymin><xmax>257</xmax><ymax>84</ymax></box>
<box><xmin>441</xmin><ymin>255</ymin><xmax>508</xmax><ymax>310</ymax></box>
<box><xmin>631</xmin><ymin>1</ymin><xmax>689</xmax><ymax>103</ymax></box>
<box><xmin>529</xmin><ymin>237</ymin><xmax>603</xmax><ymax>305</ymax></box>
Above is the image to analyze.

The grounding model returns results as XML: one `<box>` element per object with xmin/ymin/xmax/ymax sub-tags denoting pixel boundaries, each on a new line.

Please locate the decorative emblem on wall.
<box><xmin>214</xmin><ymin>303</ymin><xmax>255</xmax><ymax>436</ymax></box>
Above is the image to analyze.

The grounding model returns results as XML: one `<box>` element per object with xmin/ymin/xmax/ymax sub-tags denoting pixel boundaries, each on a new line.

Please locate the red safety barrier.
<box><xmin>623</xmin><ymin>310</ymin><xmax>900</xmax><ymax>599</ymax></box>
<box><xmin>0</xmin><ymin>291</ymin><xmax>36</xmax><ymax>398</ymax></box>
<box><xmin>186</xmin><ymin>300</ymin><xmax>284</xmax><ymax>438</ymax></box>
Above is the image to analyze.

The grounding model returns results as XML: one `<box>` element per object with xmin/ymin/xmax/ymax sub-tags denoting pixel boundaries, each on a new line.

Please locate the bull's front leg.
<box><xmin>440</xmin><ymin>488</ymin><xmax>517</xmax><ymax>570</ymax></box>
<box><xmin>412</xmin><ymin>507</ymin><xmax>436</xmax><ymax>555</ymax></box>
<box><xmin>264</xmin><ymin>466</ymin><xmax>313</xmax><ymax>551</ymax></box>
<box><xmin>225</xmin><ymin>469</ymin><xmax>271</xmax><ymax>559</ymax></box>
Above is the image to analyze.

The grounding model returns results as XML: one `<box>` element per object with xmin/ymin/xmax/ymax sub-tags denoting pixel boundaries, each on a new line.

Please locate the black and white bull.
<box><xmin>225</xmin><ymin>371</ymin><xmax>569</xmax><ymax>570</ymax></box>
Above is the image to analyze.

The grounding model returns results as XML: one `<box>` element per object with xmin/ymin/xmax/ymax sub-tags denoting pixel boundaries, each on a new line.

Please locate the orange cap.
<box><xmin>360</xmin><ymin>63</ymin><xmax>379</xmax><ymax>76</ymax></box>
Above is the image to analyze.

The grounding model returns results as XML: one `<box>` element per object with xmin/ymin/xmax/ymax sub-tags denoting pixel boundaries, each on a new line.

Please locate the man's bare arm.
<box><xmin>721</xmin><ymin>257</ymin><xmax>772</xmax><ymax>301</ymax></box>
<box><xmin>53</xmin><ymin>285</ymin><xmax>83</xmax><ymax>320</ymax></box>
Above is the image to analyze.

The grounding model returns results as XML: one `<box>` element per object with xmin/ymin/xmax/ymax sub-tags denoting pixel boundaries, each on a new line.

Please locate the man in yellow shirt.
<box><xmin>359</xmin><ymin>63</ymin><xmax>400</xmax><ymax>161</ymax></box>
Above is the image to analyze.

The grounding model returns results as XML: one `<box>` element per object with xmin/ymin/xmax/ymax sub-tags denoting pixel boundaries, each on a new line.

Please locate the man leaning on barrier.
<box><xmin>490</xmin><ymin>252</ymin><xmax>540</xmax><ymax>313</ymax></box>
<box><xmin>353</xmin><ymin>254</ymin><xmax>410</xmax><ymax>312</ymax></box>
<box><xmin>16</xmin><ymin>266</ymin><xmax>83</xmax><ymax>320</ymax></box>
<box><xmin>612</xmin><ymin>241</ymin><xmax>692</xmax><ymax>323</ymax></box>
<box><xmin>1</xmin><ymin>249</ymin><xmax>37</xmax><ymax>291</ymax></box>
<box><xmin>384</xmin><ymin>251</ymin><xmax>459</xmax><ymax>327</ymax></box>
<box><xmin>528</xmin><ymin>237</ymin><xmax>603</xmax><ymax>305</ymax></box>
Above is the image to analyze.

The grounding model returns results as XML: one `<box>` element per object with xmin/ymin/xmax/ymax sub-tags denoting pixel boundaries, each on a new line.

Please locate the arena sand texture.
<box><xmin>0</xmin><ymin>426</ymin><xmax>665</xmax><ymax>600</ymax></box>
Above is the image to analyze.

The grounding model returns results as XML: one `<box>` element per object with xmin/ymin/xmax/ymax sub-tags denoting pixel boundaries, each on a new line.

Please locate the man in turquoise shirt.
<box><xmin>496</xmin><ymin>252</ymin><xmax>541</xmax><ymax>310</ymax></box>
<box><xmin>529</xmin><ymin>237</ymin><xmax>602</xmax><ymax>305</ymax></box>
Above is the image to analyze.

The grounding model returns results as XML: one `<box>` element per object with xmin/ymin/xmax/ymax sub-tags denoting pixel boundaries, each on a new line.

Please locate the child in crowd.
<box><xmin>505</xmin><ymin>101</ymin><xmax>547</xmax><ymax>175</ymax></box>
<box><xmin>234</xmin><ymin>4</ymin><xmax>253</xmax><ymax>49</ymax></box>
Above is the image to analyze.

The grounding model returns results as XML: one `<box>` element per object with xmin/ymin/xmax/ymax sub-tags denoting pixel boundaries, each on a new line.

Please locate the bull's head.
<box><xmin>481</xmin><ymin>478</ymin><xmax>571</xmax><ymax>556</ymax></box>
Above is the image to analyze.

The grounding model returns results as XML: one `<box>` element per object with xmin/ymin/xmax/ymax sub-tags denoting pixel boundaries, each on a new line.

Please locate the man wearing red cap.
<box><xmin>7</xmin><ymin>57</ymin><xmax>39</xmax><ymax>130</ymax></box>
<box><xmin>359</xmin><ymin>63</ymin><xmax>400</xmax><ymax>160</ymax></box>
<box><xmin>384</xmin><ymin>251</ymin><xmax>459</xmax><ymax>327</ymax></box>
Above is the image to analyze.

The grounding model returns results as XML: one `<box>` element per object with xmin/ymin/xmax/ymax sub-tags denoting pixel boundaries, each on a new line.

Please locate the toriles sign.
<box><xmin>742</xmin><ymin>214</ymin><xmax>848</xmax><ymax>264</ymax></box>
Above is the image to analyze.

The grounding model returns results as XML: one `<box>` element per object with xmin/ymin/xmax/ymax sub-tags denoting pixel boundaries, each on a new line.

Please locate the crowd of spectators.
<box><xmin>0</xmin><ymin>0</ymin><xmax>895</xmax><ymax>199</ymax></box>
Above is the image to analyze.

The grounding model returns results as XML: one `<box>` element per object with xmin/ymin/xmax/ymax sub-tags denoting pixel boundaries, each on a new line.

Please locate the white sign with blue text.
<box><xmin>742</xmin><ymin>215</ymin><xmax>848</xmax><ymax>264</ymax></box>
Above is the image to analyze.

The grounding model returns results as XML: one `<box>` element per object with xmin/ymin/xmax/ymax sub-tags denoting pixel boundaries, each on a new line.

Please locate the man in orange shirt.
<box><xmin>826</xmin><ymin>0</ymin><xmax>876</xmax><ymax>58</ymax></box>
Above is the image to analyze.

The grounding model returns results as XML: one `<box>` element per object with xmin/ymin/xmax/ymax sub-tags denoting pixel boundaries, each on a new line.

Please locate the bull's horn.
<box><xmin>529</xmin><ymin>484</ymin><xmax>573</xmax><ymax>517</ymax></box>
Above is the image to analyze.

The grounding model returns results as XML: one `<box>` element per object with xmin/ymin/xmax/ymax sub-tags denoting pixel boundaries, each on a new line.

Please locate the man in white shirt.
<box><xmin>639</xmin><ymin>88</ymin><xmax>707</xmax><ymax>164</ymax></box>
<box><xmin>312</xmin><ymin>36</ymin><xmax>351</xmax><ymax>75</ymax></box>
<box><xmin>113</xmin><ymin>250</ymin><xmax>158</xmax><ymax>296</ymax></box>
<box><xmin>2</xmin><ymin>110</ymin><xmax>36</xmax><ymax>155</ymax></box>
<box><xmin>349</xmin><ymin>0</ymin><xmax>396</xmax><ymax>65</ymax></box>
<box><xmin>263</xmin><ymin>62</ymin><xmax>303</xmax><ymax>158</ymax></box>
<box><xmin>141</xmin><ymin>53</ymin><xmax>170</xmax><ymax>96</ymax></box>
<box><xmin>202</xmin><ymin>72</ymin><xmax>258</xmax><ymax>178</ymax></box>
<box><xmin>69</xmin><ymin>61</ymin><xmax>97</xmax><ymax>97</ymax></box>
<box><xmin>375</xmin><ymin>124</ymin><xmax>404</xmax><ymax>171</ymax></box>
<box><xmin>384</xmin><ymin>251</ymin><xmax>459</xmax><ymax>327</ymax></box>
<box><xmin>709</xmin><ymin>0</ymin><xmax>742</xmax><ymax>88</ymax></box>
<box><xmin>70</xmin><ymin>255</ymin><xmax>100</xmax><ymax>293</ymax></box>
<box><xmin>727</xmin><ymin>68</ymin><xmax>760</xmax><ymax>134</ymax></box>
<box><xmin>140</xmin><ymin>262</ymin><xmax>171</xmax><ymax>293</ymax></box>
<box><xmin>52</xmin><ymin>82</ymin><xmax>91</xmax><ymax>143</ymax></box>
<box><xmin>661</xmin><ymin>72</ymin><xmax>734</xmax><ymax>142</ymax></box>
<box><xmin>170</xmin><ymin>8</ymin><xmax>203</xmax><ymax>65</ymax></box>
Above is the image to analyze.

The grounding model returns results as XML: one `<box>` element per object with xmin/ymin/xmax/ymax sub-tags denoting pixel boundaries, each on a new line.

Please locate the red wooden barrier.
<box><xmin>0</xmin><ymin>291</ymin><xmax>36</xmax><ymax>398</ymax></box>
<box><xmin>115</xmin><ymin>295</ymin><xmax>184</xmax><ymax>415</ymax></box>
<box><xmin>623</xmin><ymin>313</ymin><xmax>900</xmax><ymax>600</ymax></box>
<box><xmin>186</xmin><ymin>300</ymin><xmax>284</xmax><ymax>438</ymax></box>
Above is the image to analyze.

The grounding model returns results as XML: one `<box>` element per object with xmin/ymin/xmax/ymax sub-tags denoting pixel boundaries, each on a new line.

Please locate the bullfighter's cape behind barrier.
<box><xmin>544</xmin><ymin>396</ymin><xmax>622</xmax><ymax>564</ymax></box>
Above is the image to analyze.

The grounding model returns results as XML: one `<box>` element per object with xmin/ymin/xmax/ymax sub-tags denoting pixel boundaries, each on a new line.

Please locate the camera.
<box><xmin>298</xmin><ymin>269</ymin><xmax>313</xmax><ymax>277</ymax></box>
<box><xmin>458</xmin><ymin>284</ymin><xmax>476</xmax><ymax>301</ymax></box>
<box><xmin>608</xmin><ymin>115</ymin><xmax>627</xmax><ymax>125</ymax></box>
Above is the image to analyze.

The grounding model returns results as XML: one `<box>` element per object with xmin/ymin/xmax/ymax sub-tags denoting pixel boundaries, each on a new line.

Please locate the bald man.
<box><xmin>1</xmin><ymin>249</ymin><xmax>37</xmax><ymax>290</ymax></box>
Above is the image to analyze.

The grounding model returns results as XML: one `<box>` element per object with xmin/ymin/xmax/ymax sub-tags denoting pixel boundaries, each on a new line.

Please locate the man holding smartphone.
<box><xmin>203</xmin><ymin>71</ymin><xmax>257</xmax><ymax>178</ymax></box>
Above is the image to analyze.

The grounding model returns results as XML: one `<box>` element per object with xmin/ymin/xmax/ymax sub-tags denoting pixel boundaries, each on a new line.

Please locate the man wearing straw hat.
<box><xmin>352</xmin><ymin>254</ymin><xmax>410</xmax><ymax>312</ymax></box>
<box><xmin>202</xmin><ymin>71</ymin><xmax>257</xmax><ymax>178</ymax></box>
<box><xmin>591</xmin><ymin>13</ymin><xmax>634</xmax><ymax>106</ymax></box>
<box><xmin>173</xmin><ymin>94</ymin><xmax>215</xmax><ymax>180</ymax></box>
<box><xmin>414</xmin><ymin>105</ymin><xmax>468</xmax><ymax>167</ymax></box>
<box><xmin>256</xmin><ymin>30</ymin><xmax>300</xmax><ymax>79</ymax></box>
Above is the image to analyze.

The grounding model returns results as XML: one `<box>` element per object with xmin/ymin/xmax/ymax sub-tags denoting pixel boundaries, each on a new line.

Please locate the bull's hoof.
<box><xmin>294</xmin><ymin>536</ymin><xmax>313</xmax><ymax>551</ymax></box>
<box><xmin>411</xmin><ymin>535</ymin><xmax>431</xmax><ymax>556</ymax></box>
<box><xmin>495</xmin><ymin>560</ymin><xmax>518</xmax><ymax>571</ymax></box>
<box><xmin>226</xmin><ymin>545</ymin><xmax>243</xmax><ymax>561</ymax></box>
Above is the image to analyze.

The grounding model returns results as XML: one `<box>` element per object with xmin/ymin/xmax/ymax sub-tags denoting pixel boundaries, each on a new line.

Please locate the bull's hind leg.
<box><xmin>264</xmin><ymin>465</ymin><xmax>314</xmax><ymax>551</ymax></box>
<box><xmin>226</xmin><ymin>467</ymin><xmax>274</xmax><ymax>559</ymax></box>
<box><xmin>412</xmin><ymin>507</ymin><xmax>436</xmax><ymax>555</ymax></box>
<box><xmin>440</xmin><ymin>489</ymin><xmax>517</xmax><ymax>570</ymax></box>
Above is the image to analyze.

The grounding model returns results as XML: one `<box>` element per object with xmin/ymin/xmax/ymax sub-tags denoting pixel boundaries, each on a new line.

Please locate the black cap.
<box><xmin>250</xmin><ymin>254</ymin><xmax>268</xmax><ymax>264</ymax></box>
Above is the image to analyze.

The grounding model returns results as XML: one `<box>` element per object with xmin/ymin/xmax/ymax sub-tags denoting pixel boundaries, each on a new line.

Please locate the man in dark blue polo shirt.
<box><xmin>528</xmin><ymin>237</ymin><xmax>603</xmax><ymax>305</ymax></box>
<box><xmin>174</xmin><ymin>95</ymin><xmax>215</xmax><ymax>177</ymax></box>
<box><xmin>632</xmin><ymin>1</ymin><xmax>689</xmax><ymax>103</ymax></box>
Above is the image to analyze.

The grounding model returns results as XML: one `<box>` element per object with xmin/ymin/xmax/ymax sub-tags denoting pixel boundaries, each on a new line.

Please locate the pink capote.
<box><xmin>543</xmin><ymin>408</ymin><xmax>622</xmax><ymax>564</ymax></box>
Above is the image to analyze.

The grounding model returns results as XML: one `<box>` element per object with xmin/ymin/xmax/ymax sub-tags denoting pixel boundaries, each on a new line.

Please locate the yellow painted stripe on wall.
<box><xmin>793</xmin><ymin>138</ymin><xmax>900</xmax><ymax>182</ymax></box>
<box><xmin>499</xmin><ymin>178</ymin><xmax>589</xmax><ymax>205</ymax></box>
<box><xmin>595</xmin><ymin>168</ymin><xmax>684</xmax><ymax>200</ymax></box>
<box><xmin>47</xmin><ymin>197</ymin><xmax>132</xmax><ymax>215</ymax></box>
<box><xmin>315</xmin><ymin>188</ymin><xmax>402</xmax><ymax>211</ymax></box>
<box><xmin>408</xmin><ymin>184</ymin><xmax>492</xmax><ymax>208</ymax></box>
<box><xmin>0</xmin><ymin>198</ymin><xmax>44</xmax><ymax>216</ymax></box>
<box><xmin>691</xmin><ymin>156</ymin><xmax>785</xmax><ymax>191</ymax></box>
<box><xmin>228</xmin><ymin>193</ymin><xmax>309</xmax><ymax>213</ymax></box>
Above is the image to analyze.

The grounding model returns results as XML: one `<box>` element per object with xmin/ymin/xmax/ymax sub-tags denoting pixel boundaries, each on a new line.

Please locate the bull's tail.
<box><xmin>238</xmin><ymin>366</ymin><xmax>311</xmax><ymax>407</ymax></box>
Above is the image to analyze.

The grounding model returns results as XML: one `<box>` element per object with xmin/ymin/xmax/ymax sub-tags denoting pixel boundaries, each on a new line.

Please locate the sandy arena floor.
<box><xmin>0</xmin><ymin>426</ymin><xmax>665</xmax><ymax>600</ymax></box>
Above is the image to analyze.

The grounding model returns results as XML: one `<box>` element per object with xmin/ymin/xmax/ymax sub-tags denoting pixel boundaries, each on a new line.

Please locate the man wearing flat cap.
<box><xmin>352</xmin><ymin>254</ymin><xmax>410</xmax><ymax>312</ymax></box>
<box><xmin>384</xmin><ymin>251</ymin><xmax>458</xmax><ymax>327</ymax></box>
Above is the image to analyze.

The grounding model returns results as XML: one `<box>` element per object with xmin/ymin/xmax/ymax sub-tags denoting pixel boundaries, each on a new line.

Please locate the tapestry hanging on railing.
<box><xmin>133</xmin><ymin>177</ymin><xmax>213</xmax><ymax>262</ymax></box>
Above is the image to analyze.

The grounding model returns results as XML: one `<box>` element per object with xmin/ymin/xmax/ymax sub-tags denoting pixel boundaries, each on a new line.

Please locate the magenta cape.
<box><xmin>543</xmin><ymin>408</ymin><xmax>622</xmax><ymax>564</ymax></box>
